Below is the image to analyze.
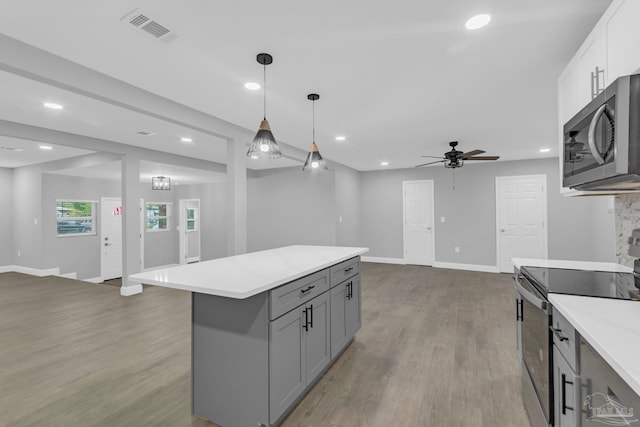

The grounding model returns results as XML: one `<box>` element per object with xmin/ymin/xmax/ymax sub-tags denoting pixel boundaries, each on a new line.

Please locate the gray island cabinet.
<box><xmin>128</xmin><ymin>245</ymin><xmax>368</xmax><ymax>427</ymax></box>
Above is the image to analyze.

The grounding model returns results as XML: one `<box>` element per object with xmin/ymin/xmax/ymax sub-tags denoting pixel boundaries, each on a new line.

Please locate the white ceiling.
<box><xmin>0</xmin><ymin>0</ymin><xmax>612</xmax><ymax>174</ymax></box>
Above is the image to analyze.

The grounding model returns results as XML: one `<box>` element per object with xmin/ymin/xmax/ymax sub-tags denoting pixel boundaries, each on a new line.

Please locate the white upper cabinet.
<box><xmin>558</xmin><ymin>28</ymin><xmax>606</xmax><ymax>126</ymax></box>
<box><xmin>605</xmin><ymin>0</ymin><xmax>640</xmax><ymax>81</ymax></box>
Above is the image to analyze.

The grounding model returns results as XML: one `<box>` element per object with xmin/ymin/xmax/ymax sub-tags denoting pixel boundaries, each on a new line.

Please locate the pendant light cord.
<box><xmin>263</xmin><ymin>62</ymin><xmax>267</xmax><ymax>120</ymax></box>
<box><xmin>312</xmin><ymin>99</ymin><xmax>316</xmax><ymax>143</ymax></box>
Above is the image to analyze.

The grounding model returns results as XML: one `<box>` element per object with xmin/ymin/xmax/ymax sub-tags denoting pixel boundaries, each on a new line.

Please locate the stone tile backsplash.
<box><xmin>615</xmin><ymin>194</ymin><xmax>640</xmax><ymax>267</ymax></box>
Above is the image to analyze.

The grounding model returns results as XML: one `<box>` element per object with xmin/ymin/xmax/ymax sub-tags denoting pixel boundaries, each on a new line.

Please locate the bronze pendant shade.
<box><xmin>302</xmin><ymin>93</ymin><xmax>328</xmax><ymax>172</ymax></box>
<box><xmin>247</xmin><ymin>53</ymin><xmax>282</xmax><ymax>159</ymax></box>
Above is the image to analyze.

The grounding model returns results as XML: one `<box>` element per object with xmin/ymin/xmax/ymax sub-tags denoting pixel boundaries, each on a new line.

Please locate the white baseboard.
<box><xmin>432</xmin><ymin>261</ymin><xmax>500</xmax><ymax>273</ymax></box>
<box><xmin>361</xmin><ymin>256</ymin><xmax>406</xmax><ymax>265</ymax></box>
<box><xmin>84</xmin><ymin>276</ymin><xmax>104</xmax><ymax>284</ymax></box>
<box><xmin>120</xmin><ymin>283</ymin><xmax>143</xmax><ymax>296</ymax></box>
<box><xmin>0</xmin><ymin>265</ymin><xmax>61</xmax><ymax>276</ymax></box>
<box><xmin>56</xmin><ymin>272</ymin><xmax>77</xmax><ymax>279</ymax></box>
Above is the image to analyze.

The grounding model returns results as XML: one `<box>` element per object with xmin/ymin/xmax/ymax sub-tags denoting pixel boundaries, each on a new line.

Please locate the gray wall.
<box><xmin>248</xmin><ymin>167</ymin><xmax>337</xmax><ymax>252</ymax></box>
<box><xmin>12</xmin><ymin>164</ymin><xmax>44</xmax><ymax>270</ymax></box>
<box><xmin>360</xmin><ymin>157</ymin><xmax>616</xmax><ymax>266</ymax></box>
<box><xmin>333</xmin><ymin>164</ymin><xmax>361</xmax><ymax>247</ymax></box>
<box><xmin>41</xmin><ymin>174</ymin><xmax>120</xmax><ymax>279</ymax></box>
<box><xmin>0</xmin><ymin>168</ymin><xmax>13</xmax><ymax>265</ymax></box>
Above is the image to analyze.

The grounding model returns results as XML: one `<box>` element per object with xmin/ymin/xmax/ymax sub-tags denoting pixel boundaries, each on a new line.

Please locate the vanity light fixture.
<box><xmin>43</xmin><ymin>102</ymin><xmax>63</xmax><ymax>110</ymax></box>
<box><xmin>302</xmin><ymin>93</ymin><xmax>328</xmax><ymax>172</ymax></box>
<box><xmin>247</xmin><ymin>53</ymin><xmax>282</xmax><ymax>159</ymax></box>
<box><xmin>151</xmin><ymin>176</ymin><xmax>171</xmax><ymax>190</ymax></box>
<box><xmin>465</xmin><ymin>14</ymin><xmax>491</xmax><ymax>30</ymax></box>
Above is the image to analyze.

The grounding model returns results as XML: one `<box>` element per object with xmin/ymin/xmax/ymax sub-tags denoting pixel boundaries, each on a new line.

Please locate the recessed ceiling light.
<box><xmin>181</xmin><ymin>137</ymin><xmax>193</xmax><ymax>143</ymax></box>
<box><xmin>539</xmin><ymin>148</ymin><xmax>551</xmax><ymax>153</ymax></box>
<box><xmin>335</xmin><ymin>136</ymin><xmax>346</xmax><ymax>141</ymax></box>
<box><xmin>381</xmin><ymin>161</ymin><xmax>389</xmax><ymax>166</ymax></box>
<box><xmin>39</xmin><ymin>145</ymin><xmax>53</xmax><ymax>150</ymax></box>
<box><xmin>465</xmin><ymin>14</ymin><xmax>491</xmax><ymax>30</ymax></box>
<box><xmin>244</xmin><ymin>82</ymin><xmax>261</xmax><ymax>90</ymax></box>
<box><xmin>43</xmin><ymin>102</ymin><xmax>63</xmax><ymax>110</ymax></box>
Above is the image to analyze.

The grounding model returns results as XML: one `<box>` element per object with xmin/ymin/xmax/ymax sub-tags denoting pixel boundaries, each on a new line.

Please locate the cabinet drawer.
<box><xmin>270</xmin><ymin>269</ymin><xmax>329</xmax><ymax>320</ymax></box>
<box><xmin>551</xmin><ymin>307</ymin><xmax>579</xmax><ymax>372</ymax></box>
<box><xmin>330</xmin><ymin>257</ymin><xmax>360</xmax><ymax>287</ymax></box>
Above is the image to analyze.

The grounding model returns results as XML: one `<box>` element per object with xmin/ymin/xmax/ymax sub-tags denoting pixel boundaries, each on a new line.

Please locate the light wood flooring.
<box><xmin>0</xmin><ymin>264</ymin><xmax>530</xmax><ymax>427</ymax></box>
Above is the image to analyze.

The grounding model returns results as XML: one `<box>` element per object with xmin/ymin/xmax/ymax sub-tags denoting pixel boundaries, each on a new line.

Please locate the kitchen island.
<box><xmin>129</xmin><ymin>245</ymin><xmax>368</xmax><ymax>427</ymax></box>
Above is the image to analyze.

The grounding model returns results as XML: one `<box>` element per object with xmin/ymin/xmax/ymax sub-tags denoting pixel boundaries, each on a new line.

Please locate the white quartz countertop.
<box><xmin>128</xmin><ymin>245</ymin><xmax>369</xmax><ymax>299</ymax></box>
<box><xmin>512</xmin><ymin>258</ymin><xmax>632</xmax><ymax>272</ymax></box>
<box><xmin>550</xmin><ymin>293</ymin><xmax>640</xmax><ymax>396</ymax></box>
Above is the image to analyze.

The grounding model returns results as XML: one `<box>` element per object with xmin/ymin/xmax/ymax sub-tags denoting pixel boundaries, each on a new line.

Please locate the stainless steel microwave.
<box><xmin>562</xmin><ymin>73</ymin><xmax>640</xmax><ymax>191</ymax></box>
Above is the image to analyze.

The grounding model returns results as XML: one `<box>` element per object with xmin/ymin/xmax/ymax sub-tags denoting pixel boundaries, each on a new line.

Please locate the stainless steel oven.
<box><xmin>516</xmin><ymin>272</ymin><xmax>552</xmax><ymax>427</ymax></box>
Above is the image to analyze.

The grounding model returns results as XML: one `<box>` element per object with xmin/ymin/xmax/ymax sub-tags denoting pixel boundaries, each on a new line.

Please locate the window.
<box><xmin>186</xmin><ymin>208</ymin><xmax>197</xmax><ymax>231</ymax></box>
<box><xmin>56</xmin><ymin>200</ymin><xmax>96</xmax><ymax>236</ymax></box>
<box><xmin>146</xmin><ymin>203</ymin><xmax>171</xmax><ymax>231</ymax></box>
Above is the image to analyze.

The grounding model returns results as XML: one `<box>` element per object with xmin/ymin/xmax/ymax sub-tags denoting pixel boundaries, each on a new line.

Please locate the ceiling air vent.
<box><xmin>121</xmin><ymin>9</ymin><xmax>178</xmax><ymax>43</ymax></box>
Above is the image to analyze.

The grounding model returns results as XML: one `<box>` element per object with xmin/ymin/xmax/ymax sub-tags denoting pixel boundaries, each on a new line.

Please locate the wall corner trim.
<box><xmin>432</xmin><ymin>261</ymin><xmax>500</xmax><ymax>274</ymax></box>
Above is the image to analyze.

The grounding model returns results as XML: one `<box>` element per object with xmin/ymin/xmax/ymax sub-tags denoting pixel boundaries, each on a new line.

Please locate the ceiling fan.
<box><xmin>415</xmin><ymin>141</ymin><xmax>500</xmax><ymax>168</ymax></box>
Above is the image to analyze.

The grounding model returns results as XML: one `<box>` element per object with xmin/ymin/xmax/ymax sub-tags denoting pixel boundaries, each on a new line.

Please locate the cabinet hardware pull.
<box><xmin>344</xmin><ymin>267</ymin><xmax>354</xmax><ymax>273</ymax></box>
<box><xmin>516</xmin><ymin>300</ymin><xmax>523</xmax><ymax>321</ymax></box>
<box><xmin>561</xmin><ymin>373</ymin><xmax>574</xmax><ymax>414</ymax></box>
<box><xmin>552</xmin><ymin>327</ymin><xmax>569</xmax><ymax>342</ymax></box>
<box><xmin>308</xmin><ymin>304</ymin><xmax>313</xmax><ymax>329</ymax></box>
<box><xmin>303</xmin><ymin>308</ymin><xmax>308</xmax><ymax>331</ymax></box>
<box><xmin>300</xmin><ymin>285</ymin><xmax>316</xmax><ymax>294</ymax></box>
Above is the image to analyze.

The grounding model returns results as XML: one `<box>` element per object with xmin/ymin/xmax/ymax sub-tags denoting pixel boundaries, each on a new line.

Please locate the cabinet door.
<box><xmin>576</xmin><ymin>32</ymin><xmax>606</xmax><ymax>102</ymax></box>
<box><xmin>553</xmin><ymin>345</ymin><xmax>580</xmax><ymax>427</ymax></box>
<box><xmin>345</xmin><ymin>275</ymin><xmax>361</xmax><ymax>339</ymax></box>
<box><xmin>270</xmin><ymin>306</ymin><xmax>305</xmax><ymax>424</ymax></box>
<box><xmin>330</xmin><ymin>283</ymin><xmax>348</xmax><ymax>359</ymax></box>
<box><xmin>606</xmin><ymin>0</ymin><xmax>640</xmax><ymax>82</ymax></box>
<box><xmin>305</xmin><ymin>291</ymin><xmax>331</xmax><ymax>381</ymax></box>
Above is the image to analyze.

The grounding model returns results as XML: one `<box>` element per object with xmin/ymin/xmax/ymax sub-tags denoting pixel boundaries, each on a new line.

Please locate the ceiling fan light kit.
<box><xmin>247</xmin><ymin>53</ymin><xmax>282</xmax><ymax>159</ymax></box>
<box><xmin>302</xmin><ymin>93</ymin><xmax>328</xmax><ymax>172</ymax></box>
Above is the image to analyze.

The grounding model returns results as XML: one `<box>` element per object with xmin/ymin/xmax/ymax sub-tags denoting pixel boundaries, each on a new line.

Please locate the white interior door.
<box><xmin>179</xmin><ymin>199</ymin><xmax>201</xmax><ymax>264</ymax></box>
<box><xmin>101</xmin><ymin>197</ymin><xmax>122</xmax><ymax>280</ymax></box>
<box><xmin>496</xmin><ymin>175</ymin><xmax>548</xmax><ymax>272</ymax></box>
<box><xmin>403</xmin><ymin>180</ymin><xmax>435</xmax><ymax>266</ymax></box>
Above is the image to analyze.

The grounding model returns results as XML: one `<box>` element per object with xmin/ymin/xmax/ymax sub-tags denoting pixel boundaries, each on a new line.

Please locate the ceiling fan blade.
<box><xmin>461</xmin><ymin>150</ymin><xmax>485</xmax><ymax>159</ymax></box>
<box><xmin>415</xmin><ymin>160</ymin><xmax>445</xmax><ymax>167</ymax></box>
<box><xmin>465</xmin><ymin>156</ymin><xmax>500</xmax><ymax>160</ymax></box>
<box><xmin>420</xmin><ymin>155</ymin><xmax>446</xmax><ymax>159</ymax></box>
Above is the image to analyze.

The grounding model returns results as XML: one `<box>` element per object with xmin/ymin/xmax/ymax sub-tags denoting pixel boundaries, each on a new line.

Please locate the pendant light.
<box><xmin>302</xmin><ymin>93</ymin><xmax>328</xmax><ymax>172</ymax></box>
<box><xmin>247</xmin><ymin>53</ymin><xmax>282</xmax><ymax>159</ymax></box>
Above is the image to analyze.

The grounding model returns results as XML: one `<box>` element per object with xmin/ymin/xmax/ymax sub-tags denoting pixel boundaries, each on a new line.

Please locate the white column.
<box><xmin>120</xmin><ymin>153</ymin><xmax>143</xmax><ymax>296</ymax></box>
<box><xmin>227</xmin><ymin>138</ymin><xmax>247</xmax><ymax>255</ymax></box>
